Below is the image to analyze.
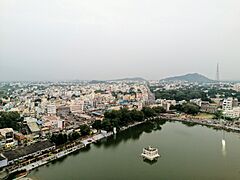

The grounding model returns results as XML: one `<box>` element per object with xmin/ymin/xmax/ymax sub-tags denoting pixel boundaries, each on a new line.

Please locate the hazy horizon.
<box><xmin>1</xmin><ymin>0</ymin><xmax>240</xmax><ymax>81</ymax></box>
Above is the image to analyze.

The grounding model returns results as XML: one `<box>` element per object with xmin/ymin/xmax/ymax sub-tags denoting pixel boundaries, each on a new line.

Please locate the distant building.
<box><xmin>70</xmin><ymin>104</ymin><xmax>83</xmax><ymax>113</ymax></box>
<box><xmin>222</xmin><ymin>98</ymin><xmax>233</xmax><ymax>111</ymax></box>
<box><xmin>156</xmin><ymin>99</ymin><xmax>176</xmax><ymax>111</ymax></box>
<box><xmin>233</xmin><ymin>83</ymin><xmax>240</xmax><ymax>92</ymax></box>
<box><xmin>201</xmin><ymin>102</ymin><xmax>218</xmax><ymax>114</ymax></box>
<box><xmin>224</xmin><ymin>107</ymin><xmax>240</xmax><ymax>119</ymax></box>
<box><xmin>47</xmin><ymin>104</ymin><xmax>57</xmax><ymax>115</ymax></box>
<box><xmin>57</xmin><ymin>106</ymin><xmax>70</xmax><ymax>117</ymax></box>
<box><xmin>190</xmin><ymin>99</ymin><xmax>202</xmax><ymax>107</ymax></box>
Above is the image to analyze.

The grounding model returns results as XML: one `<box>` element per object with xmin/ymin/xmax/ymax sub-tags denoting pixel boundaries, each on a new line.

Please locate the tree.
<box><xmin>170</xmin><ymin>103</ymin><xmax>200</xmax><ymax>115</ymax></box>
<box><xmin>182</xmin><ymin>103</ymin><xmax>200</xmax><ymax>115</ymax></box>
<box><xmin>92</xmin><ymin>120</ymin><xmax>102</xmax><ymax>130</ymax></box>
<box><xmin>69</xmin><ymin>131</ymin><xmax>80</xmax><ymax>141</ymax></box>
<box><xmin>214</xmin><ymin>110</ymin><xmax>223</xmax><ymax>120</ymax></box>
<box><xmin>130</xmin><ymin>109</ymin><xmax>144</xmax><ymax>122</ymax></box>
<box><xmin>80</xmin><ymin>124</ymin><xmax>91</xmax><ymax>136</ymax></box>
<box><xmin>142</xmin><ymin>107</ymin><xmax>156</xmax><ymax>118</ymax></box>
<box><xmin>152</xmin><ymin>106</ymin><xmax>166</xmax><ymax>114</ymax></box>
<box><xmin>0</xmin><ymin>111</ymin><xmax>22</xmax><ymax>130</ymax></box>
<box><xmin>50</xmin><ymin>133</ymin><xmax>68</xmax><ymax>146</ymax></box>
<box><xmin>101</xmin><ymin>119</ymin><xmax>112</xmax><ymax>132</ymax></box>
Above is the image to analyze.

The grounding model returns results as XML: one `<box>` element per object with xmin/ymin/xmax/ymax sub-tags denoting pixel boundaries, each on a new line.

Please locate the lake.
<box><xmin>29</xmin><ymin>120</ymin><xmax>240</xmax><ymax>180</ymax></box>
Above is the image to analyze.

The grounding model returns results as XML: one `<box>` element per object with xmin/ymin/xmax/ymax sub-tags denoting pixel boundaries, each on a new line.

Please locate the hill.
<box><xmin>160</xmin><ymin>73</ymin><xmax>214</xmax><ymax>83</ymax></box>
<box><xmin>108</xmin><ymin>77</ymin><xmax>146</xmax><ymax>82</ymax></box>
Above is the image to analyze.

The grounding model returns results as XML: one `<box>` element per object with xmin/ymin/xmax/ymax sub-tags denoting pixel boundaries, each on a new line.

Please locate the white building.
<box><xmin>47</xmin><ymin>104</ymin><xmax>57</xmax><ymax>115</ymax></box>
<box><xmin>156</xmin><ymin>99</ymin><xmax>176</xmax><ymax>111</ymax></box>
<box><xmin>233</xmin><ymin>83</ymin><xmax>240</xmax><ymax>92</ymax></box>
<box><xmin>190</xmin><ymin>99</ymin><xmax>202</xmax><ymax>107</ymax></box>
<box><xmin>0</xmin><ymin>128</ymin><xmax>15</xmax><ymax>149</ymax></box>
<box><xmin>222</xmin><ymin>97</ymin><xmax>233</xmax><ymax>111</ymax></box>
<box><xmin>224</xmin><ymin>107</ymin><xmax>240</xmax><ymax>119</ymax></box>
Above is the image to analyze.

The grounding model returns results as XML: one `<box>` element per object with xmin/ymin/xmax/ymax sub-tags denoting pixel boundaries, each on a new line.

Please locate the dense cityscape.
<box><xmin>1</xmin><ymin>77</ymin><xmax>240</xmax><ymax>178</ymax></box>
<box><xmin>1</xmin><ymin>0</ymin><xmax>240</xmax><ymax>179</ymax></box>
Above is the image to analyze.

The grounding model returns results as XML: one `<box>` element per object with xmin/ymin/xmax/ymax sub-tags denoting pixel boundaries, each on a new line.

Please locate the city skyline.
<box><xmin>1</xmin><ymin>0</ymin><xmax>240</xmax><ymax>81</ymax></box>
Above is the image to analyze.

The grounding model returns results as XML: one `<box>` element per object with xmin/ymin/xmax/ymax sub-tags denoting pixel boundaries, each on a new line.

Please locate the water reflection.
<box><xmin>143</xmin><ymin>159</ymin><xmax>158</xmax><ymax>165</ymax></box>
<box><xmin>221</xmin><ymin>130</ymin><xmax>226</xmax><ymax>157</ymax></box>
<box><xmin>181</xmin><ymin>121</ymin><xmax>197</xmax><ymax>127</ymax></box>
<box><xmin>98</xmin><ymin>120</ymin><xmax>166</xmax><ymax>148</ymax></box>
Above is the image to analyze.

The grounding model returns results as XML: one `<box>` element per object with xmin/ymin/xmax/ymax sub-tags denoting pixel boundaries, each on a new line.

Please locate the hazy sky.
<box><xmin>1</xmin><ymin>0</ymin><xmax>240</xmax><ymax>81</ymax></box>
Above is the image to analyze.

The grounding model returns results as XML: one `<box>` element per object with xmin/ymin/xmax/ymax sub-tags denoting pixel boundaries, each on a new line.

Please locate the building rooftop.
<box><xmin>3</xmin><ymin>140</ymin><xmax>55</xmax><ymax>161</ymax></box>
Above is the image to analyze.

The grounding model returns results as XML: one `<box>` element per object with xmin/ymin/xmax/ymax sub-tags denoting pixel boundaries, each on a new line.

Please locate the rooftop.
<box><xmin>3</xmin><ymin>140</ymin><xmax>55</xmax><ymax>161</ymax></box>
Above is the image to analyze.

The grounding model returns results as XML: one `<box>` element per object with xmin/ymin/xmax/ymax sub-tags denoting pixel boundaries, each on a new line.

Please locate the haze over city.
<box><xmin>1</xmin><ymin>0</ymin><xmax>240</xmax><ymax>81</ymax></box>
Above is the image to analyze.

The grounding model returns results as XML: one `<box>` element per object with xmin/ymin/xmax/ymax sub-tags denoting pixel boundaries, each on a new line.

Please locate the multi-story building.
<box><xmin>222</xmin><ymin>97</ymin><xmax>233</xmax><ymax>111</ymax></box>
<box><xmin>224</xmin><ymin>107</ymin><xmax>240</xmax><ymax>119</ymax></box>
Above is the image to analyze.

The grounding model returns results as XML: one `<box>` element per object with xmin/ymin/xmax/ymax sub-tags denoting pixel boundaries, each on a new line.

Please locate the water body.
<box><xmin>29</xmin><ymin>121</ymin><xmax>240</xmax><ymax>180</ymax></box>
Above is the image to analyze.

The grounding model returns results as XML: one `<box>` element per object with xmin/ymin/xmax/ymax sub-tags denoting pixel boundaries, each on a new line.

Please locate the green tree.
<box><xmin>214</xmin><ymin>110</ymin><xmax>223</xmax><ymax>120</ymax></box>
<box><xmin>0</xmin><ymin>111</ymin><xmax>22</xmax><ymax>130</ymax></box>
<box><xmin>80</xmin><ymin>124</ymin><xmax>91</xmax><ymax>136</ymax></box>
<box><xmin>152</xmin><ymin>106</ymin><xmax>166</xmax><ymax>114</ymax></box>
<box><xmin>130</xmin><ymin>109</ymin><xmax>144</xmax><ymax>122</ymax></box>
<box><xmin>141</xmin><ymin>107</ymin><xmax>156</xmax><ymax>118</ymax></box>
<box><xmin>92</xmin><ymin>120</ymin><xmax>102</xmax><ymax>130</ymax></box>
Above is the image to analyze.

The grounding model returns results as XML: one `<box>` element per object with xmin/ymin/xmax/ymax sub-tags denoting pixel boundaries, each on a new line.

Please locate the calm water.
<box><xmin>29</xmin><ymin>121</ymin><xmax>240</xmax><ymax>180</ymax></box>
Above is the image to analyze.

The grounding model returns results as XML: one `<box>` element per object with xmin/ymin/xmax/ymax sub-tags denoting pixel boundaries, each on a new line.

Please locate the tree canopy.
<box><xmin>0</xmin><ymin>111</ymin><xmax>22</xmax><ymax>130</ymax></box>
<box><xmin>171</xmin><ymin>103</ymin><xmax>200</xmax><ymax>115</ymax></box>
<box><xmin>93</xmin><ymin>106</ymin><xmax>165</xmax><ymax>132</ymax></box>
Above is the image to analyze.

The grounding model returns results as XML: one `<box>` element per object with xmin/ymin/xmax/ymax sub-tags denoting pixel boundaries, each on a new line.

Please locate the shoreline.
<box><xmin>7</xmin><ymin>114</ymin><xmax>240</xmax><ymax>176</ymax></box>
<box><xmin>158</xmin><ymin>115</ymin><xmax>240</xmax><ymax>133</ymax></box>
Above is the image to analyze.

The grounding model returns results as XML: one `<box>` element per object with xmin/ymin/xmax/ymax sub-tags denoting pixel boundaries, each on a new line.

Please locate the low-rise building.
<box><xmin>0</xmin><ymin>128</ymin><xmax>16</xmax><ymax>149</ymax></box>
<box><xmin>201</xmin><ymin>102</ymin><xmax>218</xmax><ymax>114</ymax></box>
<box><xmin>47</xmin><ymin>104</ymin><xmax>57</xmax><ymax>115</ymax></box>
<box><xmin>3</xmin><ymin>140</ymin><xmax>55</xmax><ymax>165</ymax></box>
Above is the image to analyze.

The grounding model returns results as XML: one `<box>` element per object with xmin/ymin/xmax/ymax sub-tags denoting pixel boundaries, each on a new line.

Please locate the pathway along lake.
<box><xmin>29</xmin><ymin>121</ymin><xmax>240</xmax><ymax>180</ymax></box>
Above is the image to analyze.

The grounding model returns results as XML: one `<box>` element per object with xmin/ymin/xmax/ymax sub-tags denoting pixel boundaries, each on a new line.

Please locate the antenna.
<box><xmin>216</xmin><ymin>63</ymin><xmax>220</xmax><ymax>82</ymax></box>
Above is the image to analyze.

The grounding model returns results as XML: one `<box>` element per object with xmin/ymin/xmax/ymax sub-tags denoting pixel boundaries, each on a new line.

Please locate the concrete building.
<box><xmin>0</xmin><ymin>128</ymin><xmax>16</xmax><ymax>149</ymax></box>
<box><xmin>156</xmin><ymin>99</ymin><xmax>176</xmax><ymax>111</ymax></box>
<box><xmin>47</xmin><ymin>104</ymin><xmax>57</xmax><ymax>115</ymax></box>
<box><xmin>222</xmin><ymin>98</ymin><xmax>233</xmax><ymax>111</ymax></box>
<box><xmin>3</xmin><ymin>140</ymin><xmax>55</xmax><ymax>165</ymax></box>
<box><xmin>233</xmin><ymin>83</ymin><xmax>240</xmax><ymax>92</ymax></box>
<box><xmin>201</xmin><ymin>102</ymin><xmax>218</xmax><ymax>114</ymax></box>
<box><xmin>224</xmin><ymin>107</ymin><xmax>240</xmax><ymax>119</ymax></box>
<box><xmin>190</xmin><ymin>99</ymin><xmax>202</xmax><ymax>107</ymax></box>
<box><xmin>57</xmin><ymin>106</ymin><xmax>70</xmax><ymax>117</ymax></box>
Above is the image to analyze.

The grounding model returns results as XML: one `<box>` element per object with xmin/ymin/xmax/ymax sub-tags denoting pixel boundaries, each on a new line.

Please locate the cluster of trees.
<box><xmin>154</xmin><ymin>88</ymin><xmax>211</xmax><ymax>102</ymax></box>
<box><xmin>0</xmin><ymin>111</ymin><xmax>22</xmax><ymax>130</ymax></box>
<box><xmin>154</xmin><ymin>86</ymin><xmax>240</xmax><ymax>102</ymax></box>
<box><xmin>170</xmin><ymin>103</ymin><xmax>200</xmax><ymax>115</ymax></box>
<box><xmin>207</xmin><ymin>88</ymin><xmax>240</xmax><ymax>100</ymax></box>
<box><xmin>92</xmin><ymin>107</ymin><xmax>166</xmax><ymax>132</ymax></box>
<box><xmin>50</xmin><ymin>124</ymin><xmax>90</xmax><ymax>146</ymax></box>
